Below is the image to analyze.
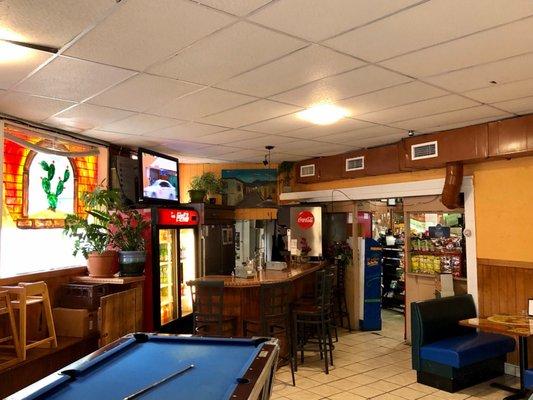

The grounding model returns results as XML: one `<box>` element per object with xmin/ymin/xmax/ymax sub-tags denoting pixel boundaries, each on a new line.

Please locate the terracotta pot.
<box><xmin>87</xmin><ymin>251</ymin><xmax>119</xmax><ymax>277</ymax></box>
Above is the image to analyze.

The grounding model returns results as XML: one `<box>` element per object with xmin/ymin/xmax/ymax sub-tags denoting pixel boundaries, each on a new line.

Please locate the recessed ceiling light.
<box><xmin>297</xmin><ymin>104</ymin><xmax>349</xmax><ymax>125</ymax></box>
<box><xmin>0</xmin><ymin>40</ymin><xmax>32</xmax><ymax>62</ymax></box>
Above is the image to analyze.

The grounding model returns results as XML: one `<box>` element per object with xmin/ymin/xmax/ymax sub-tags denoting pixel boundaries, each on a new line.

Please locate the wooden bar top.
<box><xmin>194</xmin><ymin>261</ymin><xmax>326</xmax><ymax>288</ymax></box>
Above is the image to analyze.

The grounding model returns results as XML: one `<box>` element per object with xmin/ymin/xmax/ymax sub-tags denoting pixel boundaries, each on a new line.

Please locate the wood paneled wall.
<box><xmin>477</xmin><ymin>259</ymin><xmax>533</xmax><ymax>364</ymax></box>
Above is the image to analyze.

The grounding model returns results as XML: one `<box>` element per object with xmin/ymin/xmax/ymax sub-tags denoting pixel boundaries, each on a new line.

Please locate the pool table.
<box><xmin>7</xmin><ymin>333</ymin><xmax>279</xmax><ymax>400</ymax></box>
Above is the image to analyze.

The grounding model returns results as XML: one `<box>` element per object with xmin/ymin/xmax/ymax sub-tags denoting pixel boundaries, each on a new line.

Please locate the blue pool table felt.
<box><xmin>31</xmin><ymin>336</ymin><xmax>265</xmax><ymax>400</ymax></box>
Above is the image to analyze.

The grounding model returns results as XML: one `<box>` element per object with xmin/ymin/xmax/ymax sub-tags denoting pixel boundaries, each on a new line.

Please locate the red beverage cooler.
<box><xmin>139</xmin><ymin>207</ymin><xmax>200</xmax><ymax>333</ymax></box>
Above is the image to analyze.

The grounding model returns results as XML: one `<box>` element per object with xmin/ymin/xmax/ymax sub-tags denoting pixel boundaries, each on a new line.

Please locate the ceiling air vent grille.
<box><xmin>300</xmin><ymin>164</ymin><xmax>315</xmax><ymax>177</ymax></box>
<box><xmin>346</xmin><ymin>156</ymin><xmax>364</xmax><ymax>171</ymax></box>
<box><xmin>411</xmin><ymin>141</ymin><xmax>438</xmax><ymax>160</ymax></box>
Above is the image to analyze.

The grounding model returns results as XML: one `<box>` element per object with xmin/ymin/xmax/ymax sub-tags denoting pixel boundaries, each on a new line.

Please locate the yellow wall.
<box><xmin>291</xmin><ymin>156</ymin><xmax>533</xmax><ymax>263</ymax></box>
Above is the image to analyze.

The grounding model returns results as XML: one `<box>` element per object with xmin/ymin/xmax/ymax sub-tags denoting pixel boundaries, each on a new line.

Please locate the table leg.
<box><xmin>491</xmin><ymin>336</ymin><xmax>531</xmax><ymax>400</ymax></box>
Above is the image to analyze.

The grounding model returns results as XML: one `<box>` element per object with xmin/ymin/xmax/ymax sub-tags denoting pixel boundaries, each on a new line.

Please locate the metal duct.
<box><xmin>441</xmin><ymin>162</ymin><xmax>463</xmax><ymax>209</ymax></box>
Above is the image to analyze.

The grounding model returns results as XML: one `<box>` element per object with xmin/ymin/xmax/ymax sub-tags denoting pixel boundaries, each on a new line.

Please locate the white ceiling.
<box><xmin>1</xmin><ymin>0</ymin><xmax>533</xmax><ymax>163</ymax></box>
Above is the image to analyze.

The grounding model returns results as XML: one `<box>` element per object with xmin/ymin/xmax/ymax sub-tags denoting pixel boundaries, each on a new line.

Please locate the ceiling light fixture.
<box><xmin>0</xmin><ymin>39</ymin><xmax>59</xmax><ymax>63</ymax></box>
<box><xmin>297</xmin><ymin>103</ymin><xmax>349</xmax><ymax>125</ymax></box>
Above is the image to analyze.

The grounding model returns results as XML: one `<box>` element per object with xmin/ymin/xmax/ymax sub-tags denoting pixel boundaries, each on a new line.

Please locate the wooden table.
<box><xmin>460</xmin><ymin>316</ymin><xmax>533</xmax><ymax>399</ymax></box>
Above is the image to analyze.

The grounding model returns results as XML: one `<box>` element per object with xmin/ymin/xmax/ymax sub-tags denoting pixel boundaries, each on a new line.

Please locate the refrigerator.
<box><xmin>358</xmin><ymin>238</ymin><xmax>383</xmax><ymax>331</ymax></box>
<box><xmin>140</xmin><ymin>207</ymin><xmax>200</xmax><ymax>333</ymax></box>
<box><xmin>202</xmin><ymin>223</ymin><xmax>235</xmax><ymax>275</ymax></box>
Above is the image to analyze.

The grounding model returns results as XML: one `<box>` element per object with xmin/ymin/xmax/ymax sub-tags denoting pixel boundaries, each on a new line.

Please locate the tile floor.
<box><xmin>272</xmin><ymin>312</ymin><xmax>520</xmax><ymax>400</ymax></box>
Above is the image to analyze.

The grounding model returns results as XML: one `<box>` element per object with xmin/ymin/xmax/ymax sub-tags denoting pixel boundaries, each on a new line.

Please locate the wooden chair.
<box><xmin>0</xmin><ymin>290</ymin><xmax>21</xmax><ymax>364</ymax></box>
<box><xmin>0</xmin><ymin>282</ymin><xmax>57</xmax><ymax>360</ymax></box>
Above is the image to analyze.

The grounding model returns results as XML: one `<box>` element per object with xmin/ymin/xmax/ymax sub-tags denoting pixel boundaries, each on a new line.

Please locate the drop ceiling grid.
<box><xmin>1</xmin><ymin>0</ymin><xmax>532</xmax><ymax>161</ymax></box>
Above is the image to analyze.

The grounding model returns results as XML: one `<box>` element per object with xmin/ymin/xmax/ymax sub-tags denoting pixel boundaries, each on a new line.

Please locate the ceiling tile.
<box><xmin>112</xmin><ymin>135</ymin><xmax>161</xmax><ymax>147</ymax></box>
<box><xmin>268</xmin><ymin>152</ymin><xmax>305</xmax><ymax>162</ymax></box>
<box><xmin>338</xmin><ymin>81</ymin><xmax>449</xmax><ymax>116</ymax></box>
<box><xmin>249</xmin><ymin>0</ymin><xmax>420</xmax><ymax>41</ymax></box>
<box><xmin>140</xmin><ymin>122</ymin><xmax>226</xmax><ymax>141</ymax></box>
<box><xmin>99</xmin><ymin>113</ymin><xmax>184</xmax><ymax>135</ymax></box>
<box><xmin>65</xmin><ymin>0</ymin><xmax>235</xmax><ymax>71</ymax></box>
<box><xmin>160</xmin><ymin>140</ymin><xmax>212</xmax><ymax>153</ymax></box>
<box><xmin>380</xmin><ymin>17</ymin><xmax>533</xmax><ymax>77</ymax></box>
<box><xmin>463</xmin><ymin>78</ymin><xmax>533</xmax><ymax>104</ymax></box>
<box><xmin>419</xmin><ymin>115</ymin><xmax>516</xmax><ymax>134</ymax></box>
<box><xmin>0</xmin><ymin>0</ymin><xmax>116</xmax><ymax>48</ymax></box>
<box><xmin>358</xmin><ymin>95</ymin><xmax>480</xmax><ymax>124</ymax></box>
<box><xmin>352</xmin><ymin>132</ymin><xmax>407</xmax><ymax>148</ymax></box>
<box><xmin>271</xmin><ymin>65</ymin><xmax>411</xmax><ymax>107</ymax></box>
<box><xmin>425</xmin><ymin>53</ymin><xmax>533</xmax><ymax>93</ymax></box>
<box><xmin>316</xmin><ymin>125</ymin><xmax>404</xmax><ymax>145</ymax></box>
<box><xmin>193</xmin><ymin>145</ymin><xmax>242</xmax><ymax>157</ymax></box>
<box><xmin>492</xmin><ymin>96</ymin><xmax>533</xmax><ymax>114</ymax></box>
<box><xmin>81</xmin><ymin>129</ymin><xmax>140</xmax><ymax>142</ymax></box>
<box><xmin>148</xmin><ymin>21</ymin><xmax>305</xmax><ymax>85</ymax></box>
<box><xmin>14</xmin><ymin>56</ymin><xmax>135</xmax><ymax>102</ymax></box>
<box><xmin>200</xmin><ymin>100</ymin><xmax>301</xmax><ymax>128</ymax></box>
<box><xmin>216</xmin><ymin>149</ymin><xmax>266</xmax><ymax>161</ymax></box>
<box><xmin>0</xmin><ymin>91</ymin><xmax>74</xmax><ymax>121</ymax></box>
<box><xmin>273</xmin><ymin>140</ymin><xmax>354</xmax><ymax>156</ymax></box>
<box><xmin>0</xmin><ymin>45</ymin><xmax>52</xmax><ymax>90</ymax></box>
<box><xmin>88</xmin><ymin>74</ymin><xmax>201</xmax><ymax>112</ymax></box>
<box><xmin>217</xmin><ymin>45</ymin><xmax>363</xmax><ymax>97</ymax></box>
<box><xmin>230</xmin><ymin>135</ymin><xmax>297</xmax><ymax>150</ymax></box>
<box><xmin>44</xmin><ymin>103</ymin><xmax>134</xmax><ymax>131</ymax></box>
<box><xmin>242</xmin><ymin>113</ymin><xmax>312</xmax><ymax>134</ymax></box>
<box><xmin>195</xmin><ymin>0</ymin><xmax>271</xmax><ymax>16</ymax></box>
<box><xmin>191</xmin><ymin>129</ymin><xmax>264</xmax><ymax>145</ymax></box>
<box><xmin>390</xmin><ymin>105</ymin><xmax>511</xmax><ymax>131</ymax></box>
<box><xmin>325</xmin><ymin>0</ymin><xmax>533</xmax><ymax>62</ymax></box>
<box><xmin>149</xmin><ymin>87</ymin><xmax>255</xmax><ymax>120</ymax></box>
<box><xmin>281</xmin><ymin>118</ymin><xmax>372</xmax><ymax>139</ymax></box>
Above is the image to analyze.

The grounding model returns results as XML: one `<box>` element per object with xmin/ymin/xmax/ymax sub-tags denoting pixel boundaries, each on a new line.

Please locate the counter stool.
<box><xmin>0</xmin><ymin>290</ymin><xmax>21</xmax><ymax>364</ymax></box>
<box><xmin>293</xmin><ymin>269</ymin><xmax>335</xmax><ymax>374</ymax></box>
<box><xmin>243</xmin><ymin>281</ymin><xmax>295</xmax><ymax>386</ymax></box>
<box><xmin>335</xmin><ymin>263</ymin><xmax>351</xmax><ymax>332</ymax></box>
<box><xmin>188</xmin><ymin>280</ymin><xmax>236</xmax><ymax>337</ymax></box>
<box><xmin>0</xmin><ymin>282</ymin><xmax>57</xmax><ymax>360</ymax></box>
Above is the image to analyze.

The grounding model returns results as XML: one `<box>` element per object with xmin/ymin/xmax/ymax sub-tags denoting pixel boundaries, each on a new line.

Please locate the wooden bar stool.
<box><xmin>188</xmin><ymin>280</ymin><xmax>237</xmax><ymax>337</ymax></box>
<box><xmin>0</xmin><ymin>282</ymin><xmax>57</xmax><ymax>360</ymax></box>
<box><xmin>0</xmin><ymin>290</ymin><xmax>21</xmax><ymax>364</ymax></box>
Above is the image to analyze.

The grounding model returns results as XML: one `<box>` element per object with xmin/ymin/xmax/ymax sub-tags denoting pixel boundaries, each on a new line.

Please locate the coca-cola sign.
<box><xmin>296</xmin><ymin>210</ymin><xmax>314</xmax><ymax>229</ymax></box>
<box><xmin>158</xmin><ymin>209</ymin><xmax>199</xmax><ymax>226</ymax></box>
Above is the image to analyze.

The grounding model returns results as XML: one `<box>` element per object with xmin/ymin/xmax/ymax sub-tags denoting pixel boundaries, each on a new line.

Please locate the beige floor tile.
<box><xmin>372</xmin><ymin>393</ymin><xmax>410</xmax><ymax>400</ymax></box>
<box><xmin>349</xmin><ymin>384</ymin><xmax>386</xmax><ymax>398</ymax></box>
<box><xmin>345</xmin><ymin>374</ymin><xmax>379</xmax><ymax>386</ymax></box>
<box><xmin>329</xmin><ymin>392</ymin><xmax>367</xmax><ymax>400</ymax></box>
<box><xmin>327</xmin><ymin>378</ymin><xmax>365</xmax><ymax>391</ymax></box>
<box><xmin>307</xmin><ymin>384</ymin><xmax>343</xmax><ymax>397</ymax></box>
<box><xmin>389</xmin><ymin>386</ymin><xmax>426</xmax><ymax>399</ymax></box>
<box><xmin>284</xmin><ymin>390</ymin><xmax>324</xmax><ymax>400</ymax></box>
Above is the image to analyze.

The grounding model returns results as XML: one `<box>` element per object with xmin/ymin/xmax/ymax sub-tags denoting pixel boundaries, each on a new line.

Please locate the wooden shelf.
<box><xmin>73</xmin><ymin>275</ymin><xmax>145</xmax><ymax>285</ymax></box>
<box><xmin>411</xmin><ymin>250</ymin><xmax>462</xmax><ymax>256</ymax></box>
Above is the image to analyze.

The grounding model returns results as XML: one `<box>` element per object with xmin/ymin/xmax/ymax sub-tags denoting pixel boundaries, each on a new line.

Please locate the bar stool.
<box><xmin>242</xmin><ymin>281</ymin><xmax>295</xmax><ymax>386</ymax></box>
<box><xmin>335</xmin><ymin>262</ymin><xmax>352</xmax><ymax>332</ymax></box>
<box><xmin>0</xmin><ymin>290</ymin><xmax>21</xmax><ymax>364</ymax></box>
<box><xmin>293</xmin><ymin>269</ymin><xmax>335</xmax><ymax>374</ymax></box>
<box><xmin>188</xmin><ymin>280</ymin><xmax>236</xmax><ymax>336</ymax></box>
<box><xmin>0</xmin><ymin>282</ymin><xmax>57</xmax><ymax>360</ymax></box>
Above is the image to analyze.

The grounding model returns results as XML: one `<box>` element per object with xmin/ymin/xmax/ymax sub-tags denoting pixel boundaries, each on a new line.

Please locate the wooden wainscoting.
<box><xmin>477</xmin><ymin>258</ymin><xmax>533</xmax><ymax>365</ymax></box>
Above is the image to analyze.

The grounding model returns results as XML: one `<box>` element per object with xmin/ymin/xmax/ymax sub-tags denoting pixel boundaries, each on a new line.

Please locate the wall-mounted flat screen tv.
<box><xmin>138</xmin><ymin>148</ymin><xmax>179</xmax><ymax>204</ymax></box>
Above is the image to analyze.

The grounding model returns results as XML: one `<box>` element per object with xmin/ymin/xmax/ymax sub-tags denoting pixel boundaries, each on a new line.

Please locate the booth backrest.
<box><xmin>411</xmin><ymin>294</ymin><xmax>477</xmax><ymax>369</ymax></box>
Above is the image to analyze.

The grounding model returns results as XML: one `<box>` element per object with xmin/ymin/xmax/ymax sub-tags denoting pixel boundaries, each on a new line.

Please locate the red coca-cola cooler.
<box><xmin>289</xmin><ymin>206</ymin><xmax>323</xmax><ymax>258</ymax></box>
<box><xmin>139</xmin><ymin>207</ymin><xmax>200</xmax><ymax>333</ymax></box>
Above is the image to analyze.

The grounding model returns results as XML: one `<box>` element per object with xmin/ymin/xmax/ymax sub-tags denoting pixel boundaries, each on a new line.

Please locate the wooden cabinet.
<box><xmin>488</xmin><ymin>114</ymin><xmax>533</xmax><ymax>157</ymax></box>
<box><xmin>365</xmin><ymin>144</ymin><xmax>400</xmax><ymax>176</ymax></box>
<box><xmin>400</xmin><ymin>124</ymin><xmax>488</xmax><ymax>170</ymax></box>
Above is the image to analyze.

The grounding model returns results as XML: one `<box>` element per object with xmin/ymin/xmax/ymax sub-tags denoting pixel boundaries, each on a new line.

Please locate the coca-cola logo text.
<box><xmin>296</xmin><ymin>211</ymin><xmax>314</xmax><ymax>229</ymax></box>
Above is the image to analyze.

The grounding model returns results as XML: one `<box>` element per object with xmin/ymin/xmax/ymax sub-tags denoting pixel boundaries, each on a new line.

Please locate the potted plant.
<box><xmin>109</xmin><ymin>210</ymin><xmax>150</xmax><ymax>276</ymax></box>
<box><xmin>278</xmin><ymin>161</ymin><xmax>295</xmax><ymax>193</ymax></box>
<box><xmin>64</xmin><ymin>187</ymin><xmax>121</xmax><ymax>277</ymax></box>
<box><xmin>189</xmin><ymin>172</ymin><xmax>223</xmax><ymax>204</ymax></box>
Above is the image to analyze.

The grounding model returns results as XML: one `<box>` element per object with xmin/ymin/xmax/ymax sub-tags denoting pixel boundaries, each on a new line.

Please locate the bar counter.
<box><xmin>194</xmin><ymin>261</ymin><xmax>325</xmax><ymax>287</ymax></box>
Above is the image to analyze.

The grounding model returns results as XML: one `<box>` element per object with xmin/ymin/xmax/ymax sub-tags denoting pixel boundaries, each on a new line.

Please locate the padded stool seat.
<box><xmin>420</xmin><ymin>332</ymin><xmax>515</xmax><ymax>368</ymax></box>
<box><xmin>524</xmin><ymin>369</ymin><xmax>533</xmax><ymax>389</ymax></box>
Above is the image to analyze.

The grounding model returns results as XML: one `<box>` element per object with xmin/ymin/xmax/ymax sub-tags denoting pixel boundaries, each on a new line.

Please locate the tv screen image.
<box><xmin>140</xmin><ymin>150</ymin><xmax>178</xmax><ymax>202</ymax></box>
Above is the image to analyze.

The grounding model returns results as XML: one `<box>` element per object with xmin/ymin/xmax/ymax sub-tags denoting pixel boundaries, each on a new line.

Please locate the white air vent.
<box><xmin>346</xmin><ymin>156</ymin><xmax>365</xmax><ymax>171</ymax></box>
<box><xmin>411</xmin><ymin>141</ymin><xmax>438</xmax><ymax>160</ymax></box>
<box><xmin>300</xmin><ymin>164</ymin><xmax>315</xmax><ymax>177</ymax></box>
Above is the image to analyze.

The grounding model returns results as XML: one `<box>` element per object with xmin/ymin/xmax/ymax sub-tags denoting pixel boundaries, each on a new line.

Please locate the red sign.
<box><xmin>158</xmin><ymin>209</ymin><xmax>199</xmax><ymax>226</ymax></box>
<box><xmin>296</xmin><ymin>210</ymin><xmax>314</xmax><ymax>229</ymax></box>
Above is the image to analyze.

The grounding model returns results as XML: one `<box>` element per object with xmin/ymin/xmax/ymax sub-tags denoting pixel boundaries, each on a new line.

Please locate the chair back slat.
<box><xmin>18</xmin><ymin>282</ymin><xmax>47</xmax><ymax>297</ymax></box>
<box><xmin>188</xmin><ymin>280</ymin><xmax>225</xmax><ymax>335</ymax></box>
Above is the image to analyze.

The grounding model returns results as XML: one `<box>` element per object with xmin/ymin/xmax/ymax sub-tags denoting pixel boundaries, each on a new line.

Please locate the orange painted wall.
<box><xmin>290</xmin><ymin>156</ymin><xmax>533</xmax><ymax>263</ymax></box>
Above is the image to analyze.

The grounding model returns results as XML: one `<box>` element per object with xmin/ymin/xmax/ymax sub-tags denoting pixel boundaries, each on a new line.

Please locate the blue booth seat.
<box><xmin>420</xmin><ymin>332</ymin><xmax>515</xmax><ymax>369</ymax></box>
<box><xmin>524</xmin><ymin>370</ymin><xmax>533</xmax><ymax>389</ymax></box>
<box><xmin>412</xmin><ymin>294</ymin><xmax>516</xmax><ymax>392</ymax></box>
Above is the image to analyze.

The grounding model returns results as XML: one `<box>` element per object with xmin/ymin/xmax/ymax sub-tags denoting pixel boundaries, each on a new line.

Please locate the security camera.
<box><xmin>408</xmin><ymin>130</ymin><xmax>415</xmax><ymax>137</ymax></box>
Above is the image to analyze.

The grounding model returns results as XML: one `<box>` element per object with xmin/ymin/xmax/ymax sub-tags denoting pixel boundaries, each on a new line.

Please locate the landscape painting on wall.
<box><xmin>221</xmin><ymin>169</ymin><xmax>277</xmax><ymax>207</ymax></box>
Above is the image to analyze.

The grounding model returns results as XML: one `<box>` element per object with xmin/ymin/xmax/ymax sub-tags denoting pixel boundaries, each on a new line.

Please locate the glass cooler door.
<box><xmin>179</xmin><ymin>228</ymin><xmax>196</xmax><ymax>318</ymax></box>
<box><xmin>159</xmin><ymin>229</ymin><xmax>178</xmax><ymax>326</ymax></box>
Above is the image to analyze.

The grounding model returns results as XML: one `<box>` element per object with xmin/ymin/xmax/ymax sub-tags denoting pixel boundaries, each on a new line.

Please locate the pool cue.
<box><xmin>123</xmin><ymin>364</ymin><xmax>195</xmax><ymax>400</ymax></box>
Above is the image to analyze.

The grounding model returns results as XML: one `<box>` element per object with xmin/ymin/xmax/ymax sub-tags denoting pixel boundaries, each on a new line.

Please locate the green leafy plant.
<box><xmin>190</xmin><ymin>172</ymin><xmax>224</xmax><ymax>196</ymax></box>
<box><xmin>277</xmin><ymin>161</ymin><xmax>295</xmax><ymax>186</ymax></box>
<box><xmin>40</xmin><ymin>160</ymin><xmax>70</xmax><ymax>211</ymax></box>
<box><xmin>63</xmin><ymin>187</ymin><xmax>121</xmax><ymax>258</ymax></box>
<box><xmin>109</xmin><ymin>211</ymin><xmax>149</xmax><ymax>252</ymax></box>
